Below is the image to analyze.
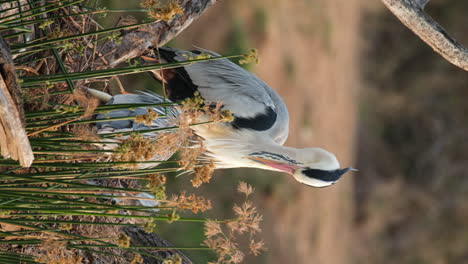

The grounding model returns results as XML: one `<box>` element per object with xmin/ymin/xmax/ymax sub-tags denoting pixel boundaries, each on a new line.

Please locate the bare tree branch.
<box><xmin>0</xmin><ymin>37</ymin><xmax>34</xmax><ymax>167</ymax></box>
<box><xmin>100</xmin><ymin>0</ymin><xmax>218</xmax><ymax>66</ymax></box>
<box><xmin>381</xmin><ymin>0</ymin><xmax>468</xmax><ymax>71</ymax></box>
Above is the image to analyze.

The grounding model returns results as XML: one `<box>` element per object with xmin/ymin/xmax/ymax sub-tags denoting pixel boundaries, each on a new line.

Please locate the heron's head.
<box><xmin>247</xmin><ymin>148</ymin><xmax>355</xmax><ymax>188</ymax></box>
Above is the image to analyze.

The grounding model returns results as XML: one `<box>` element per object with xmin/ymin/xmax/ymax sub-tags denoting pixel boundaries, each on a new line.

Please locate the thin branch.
<box><xmin>381</xmin><ymin>0</ymin><xmax>468</xmax><ymax>71</ymax></box>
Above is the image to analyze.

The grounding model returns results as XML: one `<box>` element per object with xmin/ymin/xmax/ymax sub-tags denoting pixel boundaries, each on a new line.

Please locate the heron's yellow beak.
<box><xmin>247</xmin><ymin>156</ymin><xmax>300</xmax><ymax>174</ymax></box>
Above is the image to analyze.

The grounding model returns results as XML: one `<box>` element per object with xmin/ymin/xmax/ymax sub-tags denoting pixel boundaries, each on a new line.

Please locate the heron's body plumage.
<box><xmin>157</xmin><ymin>48</ymin><xmax>289</xmax><ymax>145</ymax></box>
<box><xmin>94</xmin><ymin>47</ymin><xmax>354</xmax><ymax>187</ymax></box>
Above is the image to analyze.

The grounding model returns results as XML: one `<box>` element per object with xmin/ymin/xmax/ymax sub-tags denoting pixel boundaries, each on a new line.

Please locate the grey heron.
<box><xmin>95</xmin><ymin>47</ymin><xmax>355</xmax><ymax>188</ymax></box>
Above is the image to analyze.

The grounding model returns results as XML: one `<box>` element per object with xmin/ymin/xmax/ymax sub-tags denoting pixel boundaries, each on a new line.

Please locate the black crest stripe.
<box><xmin>302</xmin><ymin>168</ymin><xmax>350</xmax><ymax>182</ymax></box>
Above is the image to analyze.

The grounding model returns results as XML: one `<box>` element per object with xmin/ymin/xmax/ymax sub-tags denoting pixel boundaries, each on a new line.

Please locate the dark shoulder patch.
<box><xmin>155</xmin><ymin>48</ymin><xmax>198</xmax><ymax>102</ymax></box>
<box><xmin>232</xmin><ymin>106</ymin><xmax>277</xmax><ymax>131</ymax></box>
<box><xmin>166</xmin><ymin>67</ymin><xmax>199</xmax><ymax>102</ymax></box>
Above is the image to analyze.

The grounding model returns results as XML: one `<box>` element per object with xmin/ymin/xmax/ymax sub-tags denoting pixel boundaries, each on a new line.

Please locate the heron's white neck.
<box><xmin>193</xmin><ymin>123</ymin><xmax>339</xmax><ymax>173</ymax></box>
<box><xmin>201</xmin><ymin>131</ymin><xmax>300</xmax><ymax>170</ymax></box>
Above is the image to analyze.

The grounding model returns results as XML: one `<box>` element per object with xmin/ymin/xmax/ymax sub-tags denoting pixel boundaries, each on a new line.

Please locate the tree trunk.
<box><xmin>0</xmin><ymin>37</ymin><xmax>34</xmax><ymax>167</ymax></box>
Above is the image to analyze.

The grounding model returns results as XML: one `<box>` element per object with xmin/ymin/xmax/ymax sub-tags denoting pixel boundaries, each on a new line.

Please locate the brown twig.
<box><xmin>15</xmin><ymin>65</ymin><xmax>40</xmax><ymax>75</ymax></box>
<box><xmin>27</xmin><ymin>117</ymin><xmax>82</xmax><ymax>137</ymax></box>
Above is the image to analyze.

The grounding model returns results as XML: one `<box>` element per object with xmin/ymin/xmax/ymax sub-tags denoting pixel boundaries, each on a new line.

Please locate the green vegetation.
<box><xmin>224</xmin><ymin>18</ymin><xmax>253</xmax><ymax>69</ymax></box>
<box><xmin>0</xmin><ymin>1</ymin><xmax>266</xmax><ymax>263</ymax></box>
<box><xmin>252</xmin><ymin>7</ymin><xmax>268</xmax><ymax>38</ymax></box>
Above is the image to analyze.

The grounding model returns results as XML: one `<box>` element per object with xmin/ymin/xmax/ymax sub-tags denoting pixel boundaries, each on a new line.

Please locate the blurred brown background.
<box><xmin>104</xmin><ymin>0</ymin><xmax>468</xmax><ymax>263</ymax></box>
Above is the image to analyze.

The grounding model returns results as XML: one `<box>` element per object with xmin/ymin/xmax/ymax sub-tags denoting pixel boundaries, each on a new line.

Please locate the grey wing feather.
<box><xmin>95</xmin><ymin>91</ymin><xmax>178</xmax><ymax>133</ymax></box>
<box><xmin>170</xmin><ymin>48</ymin><xmax>289</xmax><ymax>145</ymax></box>
<box><xmin>95</xmin><ymin>91</ymin><xmax>180</xmax><ymax>169</ymax></box>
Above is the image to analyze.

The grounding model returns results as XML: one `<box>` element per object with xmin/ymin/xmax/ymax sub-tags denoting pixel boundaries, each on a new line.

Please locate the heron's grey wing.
<box><xmin>95</xmin><ymin>91</ymin><xmax>177</xmax><ymax>133</ymax></box>
<box><xmin>95</xmin><ymin>91</ymin><xmax>180</xmax><ymax>169</ymax></box>
<box><xmin>162</xmin><ymin>48</ymin><xmax>289</xmax><ymax>145</ymax></box>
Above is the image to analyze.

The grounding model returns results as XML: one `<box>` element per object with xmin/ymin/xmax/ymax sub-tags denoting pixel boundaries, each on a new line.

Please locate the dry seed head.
<box><xmin>106</xmin><ymin>209</ymin><xmax>119</xmax><ymax>214</ymax></box>
<box><xmin>147</xmin><ymin>173</ymin><xmax>167</xmax><ymax>200</ymax></box>
<box><xmin>117</xmin><ymin>233</ymin><xmax>131</xmax><ymax>248</ymax></box>
<box><xmin>227</xmin><ymin>185</ymin><xmax>263</xmax><ymax>235</ymax></box>
<box><xmin>228</xmin><ymin>201</ymin><xmax>262</xmax><ymax>235</ymax></box>
<box><xmin>249</xmin><ymin>239</ymin><xmax>266</xmax><ymax>256</ymax></box>
<box><xmin>0</xmin><ymin>210</ymin><xmax>10</xmax><ymax>216</ymax></box>
<box><xmin>148</xmin><ymin>173</ymin><xmax>166</xmax><ymax>186</ymax></box>
<box><xmin>162</xmin><ymin>253</ymin><xmax>182</xmax><ymax>264</ymax></box>
<box><xmin>166</xmin><ymin>209</ymin><xmax>180</xmax><ymax>223</ymax></box>
<box><xmin>203</xmin><ymin>102</ymin><xmax>234</xmax><ymax>123</ymax></box>
<box><xmin>230</xmin><ymin>250</ymin><xmax>245</xmax><ymax>264</ymax></box>
<box><xmin>144</xmin><ymin>218</ymin><xmax>157</xmax><ymax>233</ymax></box>
<box><xmin>151</xmin><ymin>185</ymin><xmax>167</xmax><ymax>200</ymax></box>
<box><xmin>113</xmin><ymin>134</ymin><xmax>149</xmax><ymax>166</ymax></box>
<box><xmin>178</xmin><ymin>139</ymin><xmax>205</xmax><ymax>171</ymax></box>
<box><xmin>152</xmin><ymin>132</ymin><xmax>184</xmax><ymax>159</ymax></box>
<box><xmin>191</xmin><ymin>161</ymin><xmax>215</xmax><ymax>188</ymax></box>
<box><xmin>168</xmin><ymin>191</ymin><xmax>212</xmax><ymax>213</ymax></box>
<box><xmin>204</xmin><ymin>236</ymin><xmax>244</xmax><ymax>264</ymax></box>
<box><xmin>204</xmin><ymin>221</ymin><xmax>222</xmax><ymax>238</ymax></box>
<box><xmin>219</xmin><ymin>109</ymin><xmax>234</xmax><ymax>122</ymax></box>
<box><xmin>59</xmin><ymin>223</ymin><xmax>73</xmax><ymax>231</ymax></box>
<box><xmin>113</xmin><ymin>133</ymin><xmax>179</xmax><ymax>168</ymax></box>
<box><xmin>202</xmin><ymin>185</ymin><xmax>267</xmax><ymax>262</ymax></box>
<box><xmin>178</xmin><ymin>92</ymin><xmax>233</xmax><ymax>128</ymax></box>
<box><xmin>54</xmin><ymin>104</ymin><xmax>80</xmax><ymax>114</ymax></box>
<box><xmin>180</xmin><ymin>91</ymin><xmax>204</xmax><ymax>109</ymax></box>
<box><xmin>237</xmin><ymin>181</ymin><xmax>254</xmax><ymax>197</ymax></box>
<box><xmin>173</xmin><ymin>109</ymin><xmax>196</xmax><ymax>140</ymax></box>
<box><xmin>135</xmin><ymin>108</ymin><xmax>159</xmax><ymax>125</ymax></box>
<box><xmin>47</xmin><ymin>27</ymin><xmax>67</xmax><ymax>39</ymax></box>
<box><xmin>107</xmin><ymin>32</ymin><xmax>122</xmax><ymax>44</ymax></box>
<box><xmin>141</xmin><ymin>0</ymin><xmax>183</xmax><ymax>22</ymax></box>
<box><xmin>130</xmin><ymin>254</ymin><xmax>144</xmax><ymax>264</ymax></box>
<box><xmin>239</xmin><ymin>49</ymin><xmax>259</xmax><ymax>65</ymax></box>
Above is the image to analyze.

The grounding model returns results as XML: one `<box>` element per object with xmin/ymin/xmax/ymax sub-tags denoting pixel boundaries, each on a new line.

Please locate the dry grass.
<box><xmin>203</xmin><ymin>182</ymin><xmax>266</xmax><ymax>264</ymax></box>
